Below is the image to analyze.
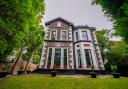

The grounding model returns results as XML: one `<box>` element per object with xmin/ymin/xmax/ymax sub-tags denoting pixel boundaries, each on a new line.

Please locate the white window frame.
<box><xmin>84</xmin><ymin>49</ymin><xmax>93</xmax><ymax>67</ymax></box>
<box><xmin>45</xmin><ymin>47</ymin><xmax>54</xmax><ymax>69</ymax></box>
<box><xmin>50</xmin><ymin>29</ymin><xmax>57</xmax><ymax>40</ymax></box>
<box><xmin>81</xmin><ymin>31</ymin><xmax>88</xmax><ymax>40</ymax></box>
<box><xmin>77</xmin><ymin>49</ymin><xmax>83</xmax><ymax>68</ymax></box>
<box><xmin>61</xmin><ymin>30</ymin><xmax>68</xmax><ymax>40</ymax></box>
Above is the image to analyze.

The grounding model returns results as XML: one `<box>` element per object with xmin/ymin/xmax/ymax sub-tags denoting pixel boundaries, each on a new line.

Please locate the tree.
<box><xmin>105</xmin><ymin>41</ymin><xmax>128</xmax><ymax>71</ymax></box>
<box><xmin>0</xmin><ymin>0</ymin><xmax>45</xmax><ymax>74</ymax></box>
<box><xmin>92</xmin><ymin>0</ymin><xmax>128</xmax><ymax>43</ymax></box>
<box><xmin>32</xmin><ymin>47</ymin><xmax>43</xmax><ymax>64</ymax></box>
<box><xmin>96</xmin><ymin>30</ymin><xmax>110</xmax><ymax>62</ymax></box>
<box><xmin>96</xmin><ymin>29</ymin><xmax>128</xmax><ymax>72</ymax></box>
<box><xmin>23</xmin><ymin>25</ymin><xmax>45</xmax><ymax>73</ymax></box>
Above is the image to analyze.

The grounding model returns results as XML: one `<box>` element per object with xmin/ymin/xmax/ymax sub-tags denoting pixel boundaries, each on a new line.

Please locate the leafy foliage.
<box><xmin>32</xmin><ymin>47</ymin><xmax>43</xmax><ymax>64</ymax></box>
<box><xmin>111</xmin><ymin>65</ymin><xmax>117</xmax><ymax>73</ymax></box>
<box><xmin>96</xmin><ymin>30</ymin><xmax>128</xmax><ymax>72</ymax></box>
<box><xmin>105</xmin><ymin>41</ymin><xmax>128</xmax><ymax>67</ymax></box>
<box><xmin>96</xmin><ymin>30</ymin><xmax>110</xmax><ymax>62</ymax></box>
<box><xmin>0</xmin><ymin>0</ymin><xmax>45</xmax><ymax>63</ymax></box>
<box><xmin>22</xmin><ymin>26</ymin><xmax>45</xmax><ymax>64</ymax></box>
<box><xmin>92</xmin><ymin>0</ymin><xmax>128</xmax><ymax>43</ymax></box>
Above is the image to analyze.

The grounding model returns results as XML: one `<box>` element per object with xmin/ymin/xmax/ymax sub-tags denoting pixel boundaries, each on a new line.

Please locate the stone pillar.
<box><xmin>69</xmin><ymin>43</ymin><xmax>74</xmax><ymax>69</ymax></box>
<box><xmin>61</xmin><ymin>47</ymin><xmax>64</xmax><ymax>69</ymax></box>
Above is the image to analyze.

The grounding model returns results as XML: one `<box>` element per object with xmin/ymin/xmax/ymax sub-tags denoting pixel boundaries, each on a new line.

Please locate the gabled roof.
<box><xmin>45</xmin><ymin>17</ymin><xmax>74</xmax><ymax>26</ymax></box>
<box><xmin>74</xmin><ymin>25</ymin><xmax>96</xmax><ymax>31</ymax></box>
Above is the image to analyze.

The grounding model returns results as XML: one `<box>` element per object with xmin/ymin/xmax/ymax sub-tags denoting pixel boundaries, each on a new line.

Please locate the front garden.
<box><xmin>0</xmin><ymin>75</ymin><xmax>128</xmax><ymax>89</ymax></box>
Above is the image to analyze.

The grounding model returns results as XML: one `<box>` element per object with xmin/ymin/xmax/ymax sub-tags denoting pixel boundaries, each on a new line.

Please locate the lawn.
<box><xmin>0</xmin><ymin>75</ymin><xmax>128</xmax><ymax>89</ymax></box>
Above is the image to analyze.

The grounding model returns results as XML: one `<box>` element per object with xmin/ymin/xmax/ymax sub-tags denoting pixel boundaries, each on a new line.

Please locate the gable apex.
<box><xmin>45</xmin><ymin>17</ymin><xmax>74</xmax><ymax>26</ymax></box>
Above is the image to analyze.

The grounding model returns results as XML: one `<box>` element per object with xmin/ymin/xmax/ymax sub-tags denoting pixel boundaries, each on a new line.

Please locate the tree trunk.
<box><xmin>24</xmin><ymin>50</ymin><xmax>34</xmax><ymax>73</ymax></box>
<box><xmin>9</xmin><ymin>47</ymin><xmax>24</xmax><ymax>75</ymax></box>
<box><xmin>0</xmin><ymin>63</ymin><xmax>3</xmax><ymax>71</ymax></box>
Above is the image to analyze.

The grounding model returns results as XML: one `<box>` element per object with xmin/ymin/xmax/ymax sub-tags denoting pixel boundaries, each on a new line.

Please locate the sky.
<box><xmin>43</xmin><ymin>0</ymin><xmax>113</xmax><ymax>30</ymax></box>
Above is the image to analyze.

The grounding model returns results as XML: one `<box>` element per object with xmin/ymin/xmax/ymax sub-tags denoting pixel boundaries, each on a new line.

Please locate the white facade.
<box><xmin>73</xmin><ymin>27</ymin><xmax>104</xmax><ymax>70</ymax></box>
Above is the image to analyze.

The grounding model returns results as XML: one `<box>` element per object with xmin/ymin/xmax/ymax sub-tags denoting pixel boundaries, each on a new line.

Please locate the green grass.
<box><xmin>0</xmin><ymin>75</ymin><xmax>128</xmax><ymax>89</ymax></box>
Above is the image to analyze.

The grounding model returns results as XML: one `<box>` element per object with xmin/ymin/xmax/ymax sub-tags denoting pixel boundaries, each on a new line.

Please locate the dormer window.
<box><xmin>61</xmin><ymin>30</ymin><xmax>67</xmax><ymax>40</ymax></box>
<box><xmin>57</xmin><ymin>22</ymin><xmax>61</xmax><ymax>27</ymax></box>
<box><xmin>82</xmin><ymin>31</ymin><xmax>88</xmax><ymax>40</ymax></box>
<box><xmin>51</xmin><ymin>30</ymin><xmax>57</xmax><ymax>40</ymax></box>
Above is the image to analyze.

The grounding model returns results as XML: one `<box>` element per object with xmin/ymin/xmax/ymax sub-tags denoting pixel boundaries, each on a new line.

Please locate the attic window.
<box><xmin>57</xmin><ymin>22</ymin><xmax>61</xmax><ymax>27</ymax></box>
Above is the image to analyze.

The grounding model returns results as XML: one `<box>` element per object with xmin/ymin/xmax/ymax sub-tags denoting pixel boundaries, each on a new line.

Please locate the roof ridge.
<box><xmin>45</xmin><ymin>17</ymin><xmax>74</xmax><ymax>26</ymax></box>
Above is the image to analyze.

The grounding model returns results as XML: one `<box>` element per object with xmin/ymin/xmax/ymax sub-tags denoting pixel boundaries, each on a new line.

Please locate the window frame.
<box><xmin>61</xmin><ymin>30</ymin><xmax>68</xmax><ymax>40</ymax></box>
<box><xmin>75</xmin><ymin>31</ymin><xmax>79</xmax><ymax>41</ymax></box>
<box><xmin>50</xmin><ymin>29</ymin><xmax>57</xmax><ymax>40</ymax></box>
<box><xmin>46</xmin><ymin>47</ymin><xmax>69</xmax><ymax>69</ymax></box>
<box><xmin>82</xmin><ymin>31</ymin><xmax>88</xmax><ymax>40</ymax></box>
<box><xmin>54</xmin><ymin>48</ymin><xmax>61</xmax><ymax>66</ymax></box>
<box><xmin>63</xmin><ymin>48</ymin><xmax>68</xmax><ymax>68</ymax></box>
<box><xmin>84</xmin><ymin>49</ymin><xmax>93</xmax><ymax>67</ymax></box>
<box><xmin>77</xmin><ymin>49</ymin><xmax>82</xmax><ymax>68</ymax></box>
<box><xmin>47</xmin><ymin>48</ymin><xmax>53</xmax><ymax>67</ymax></box>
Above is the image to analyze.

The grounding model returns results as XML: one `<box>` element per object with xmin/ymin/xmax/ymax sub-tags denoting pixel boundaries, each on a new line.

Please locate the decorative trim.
<box><xmin>74</xmin><ymin>25</ymin><xmax>96</xmax><ymax>31</ymax></box>
<box><xmin>74</xmin><ymin>40</ymin><xmax>92</xmax><ymax>44</ymax></box>
<box><xmin>44</xmin><ymin>40</ymin><xmax>73</xmax><ymax>42</ymax></box>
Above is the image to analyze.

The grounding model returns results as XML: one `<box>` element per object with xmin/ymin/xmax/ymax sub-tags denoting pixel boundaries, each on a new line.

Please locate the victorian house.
<box><xmin>39</xmin><ymin>17</ymin><xmax>104</xmax><ymax>70</ymax></box>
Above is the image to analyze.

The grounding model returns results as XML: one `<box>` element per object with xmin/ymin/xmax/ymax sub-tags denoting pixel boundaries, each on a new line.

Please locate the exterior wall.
<box><xmin>45</xmin><ymin>20</ymin><xmax>70</xmax><ymax>41</ymax></box>
<box><xmin>90</xmin><ymin>31</ymin><xmax>105</xmax><ymax>70</ymax></box>
<box><xmin>74</xmin><ymin>28</ymin><xmax>104</xmax><ymax>70</ymax></box>
<box><xmin>40</xmin><ymin>18</ymin><xmax>104</xmax><ymax>70</ymax></box>
<box><xmin>40</xmin><ymin>20</ymin><xmax>74</xmax><ymax>69</ymax></box>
